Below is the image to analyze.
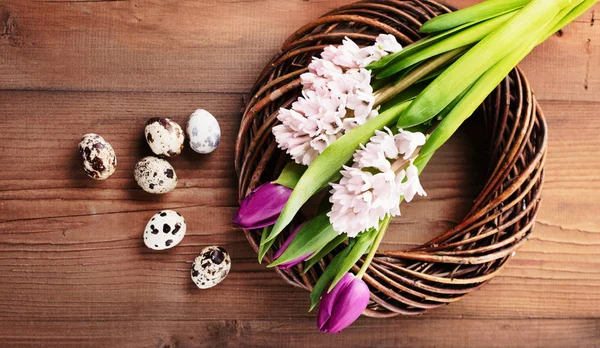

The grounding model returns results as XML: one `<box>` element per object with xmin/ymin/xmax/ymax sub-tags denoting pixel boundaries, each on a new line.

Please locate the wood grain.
<box><xmin>1</xmin><ymin>0</ymin><xmax>599</xmax><ymax>99</ymax></box>
<box><xmin>0</xmin><ymin>0</ymin><xmax>599</xmax><ymax>347</ymax></box>
<box><xmin>0</xmin><ymin>319</ymin><xmax>598</xmax><ymax>347</ymax></box>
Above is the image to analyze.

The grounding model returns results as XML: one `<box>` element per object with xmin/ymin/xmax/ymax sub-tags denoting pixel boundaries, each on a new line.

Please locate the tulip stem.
<box><xmin>356</xmin><ymin>215</ymin><xmax>392</xmax><ymax>279</ymax></box>
<box><xmin>374</xmin><ymin>48</ymin><xmax>466</xmax><ymax>107</ymax></box>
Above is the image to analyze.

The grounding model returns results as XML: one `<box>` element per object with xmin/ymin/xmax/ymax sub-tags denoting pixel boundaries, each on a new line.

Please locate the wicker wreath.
<box><xmin>234</xmin><ymin>0</ymin><xmax>546</xmax><ymax>318</ymax></box>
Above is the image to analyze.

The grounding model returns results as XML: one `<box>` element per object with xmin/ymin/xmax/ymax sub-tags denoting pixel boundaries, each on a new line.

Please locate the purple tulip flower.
<box><xmin>318</xmin><ymin>272</ymin><xmax>370</xmax><ymax>334</ymax></box>
<box><xmin>232</xmin><ymin>182</ymin><xmax>292</xmax><ymax>230</ymax></box>
<box><xmin>273</xmin><ymin>223</ymin><xmax>313</xmax><ymax>270</ymax></box>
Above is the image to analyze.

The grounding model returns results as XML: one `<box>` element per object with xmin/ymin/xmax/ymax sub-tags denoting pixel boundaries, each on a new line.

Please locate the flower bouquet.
<box><xmin>234</xmin><ymin>0</ymin><xmax>595</xmax><ymax>333</ymax></box>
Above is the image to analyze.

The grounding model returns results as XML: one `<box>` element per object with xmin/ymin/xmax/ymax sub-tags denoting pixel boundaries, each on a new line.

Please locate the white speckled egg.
<box><xmin>186</xmin><ymin>109</ymin><xmax>221</xmax><ymax>154</ymax></box>
<box><xmin>78</xmin><ymin>133</ymin><xmax>117</xmax><ymax>180</ymax></box>
<box><xmin>144</xmin><ymin>117</ymin><xmax>185</xmax><ymax>158</ymax></box>
<box><xmin>133</xmin><ymin>156</ymin><xmax>177</xmax><ymax>194</ymax></box>
<box><xmin>143</xmin><ymin>210</ymin><xmax>186</xmax><ymax>250</ymax></box>
<box><xmin>191</xmin><ymin>246</ymin><xmax>231</xmax><ymax>289</ymax></box>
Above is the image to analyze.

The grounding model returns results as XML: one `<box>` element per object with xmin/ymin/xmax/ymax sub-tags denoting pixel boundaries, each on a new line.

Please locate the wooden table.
<box><xmin>1</xmin><ymin>0</ymin><xmax>599</xmax><ymax>346</ymax></box>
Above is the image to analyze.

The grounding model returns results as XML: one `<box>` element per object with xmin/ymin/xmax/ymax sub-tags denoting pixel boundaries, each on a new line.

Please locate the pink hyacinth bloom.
<box><xmin>328</xmin><ymin>166</ymin><xmax>403</xmax><ymax>236</ymax></box>
<box><xmin>328</xmin><ymin>127</ymin><xmax>426</xmax><ymax>235</ymax></box>
<box><xmin>395</xmin><ymin>128</ymin><xmax>427</xmax><ymax>160</ymax></box>
<box><xmin>402</xmin><ymin>164</ymin><xmax>427</xmax><ymax>202</ymax></box>
<box><xmin>273</xmin><ymin>35</ymin><xmax>405</xmax><ymax>166</ymax></box>
<box><xmin>376</xmin><ymin>34</ymin><xmax>403</xmax><ymax>53</ymax></box>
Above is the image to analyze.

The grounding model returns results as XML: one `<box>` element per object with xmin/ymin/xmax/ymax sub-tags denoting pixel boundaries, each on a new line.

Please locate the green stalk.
<box><xmin>368</xmin><ymin>20</ymin><xmax>481</xmax><ymax>71</ymax></box>
<box><xmin>327</xmin><ymin>227</ymin><xmax>379</xmax><ymax>291</ymax></box>
<box><xmin>309</xmin><ymin>245</ymin><xmax>352</xmax><ymax>311</ymax></box>
<box><xmin>356</xmin><ymin>216</ymin><xmax>391</xmax><ymax>278</ymax></box>
<box><xmin>542</xmin><ymin>0</ymin><xmax>592</xmax><ymax>41</ymax></box>
<box><xmin>421</xmin><ymin>0</ymin><xmax>532</xmax><ymax>33</ymax></box>
<box><xmin>420</xmin><ymin>21</ymin><xmax>557</xmax><ymax>157</ymax></box>
<box><xmin>420</xmin><ymin>0</ymin><xmax>592</xmax><ymax>157</ymax></box>
<box><xmin>397</xmin><ymin>0</ymin><xmax>572</xmax><ymax>129</ymax></box>
<box><xmin>377</xmin><ymin>11</ymin><xmax>516</xmax><ymax>78</ymax></box>
<box><xmin>374</xmin><ymin>47</ymin><xmax>466</xmax><ymax>106</ymax></box>
<box><xmin>303</xmin><ymin>233</ymin><xmax>348</xmax><ymax>273</ymax></box>
<box><xmin>258</xmin><ymin>226</ymin><xmax>275</xmax><ymax>262</ymax></box>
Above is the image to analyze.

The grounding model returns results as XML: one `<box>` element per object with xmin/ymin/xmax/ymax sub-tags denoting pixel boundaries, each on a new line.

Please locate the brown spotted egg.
<box><xmin>78</xmin><ymin>133</ymin><xmax>117</xmax><ymax>180</ymax></box>
<box><xmin>191</xmin><ymin>246</ymin><xmax>231</xmax><ymax>289</ymax></box>
<box><xmin>144</xmin><ymin>117</ymin><xmax>185</xmax><ymax>158</ymax></box>
<box><xmin>143</xmin><ymin>210</ymin><xmax>186</xmax><ymax>250</ymax></box>
<box><xmin>134</xmin><ymin>156</ymin><xmax>177</xmax><ymax>194</ymax></box>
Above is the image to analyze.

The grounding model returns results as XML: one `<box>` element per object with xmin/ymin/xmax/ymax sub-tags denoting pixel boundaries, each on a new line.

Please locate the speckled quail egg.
<box><xmin>133</xmin><ymin>156</ymin><xmax>177</xmax><ymax>194</ymax></box>
<box><xmin>143</xmin><ymin>210</ymin><xmax>186</xmax><ymax>250</ymax></box>
<box><xmin>191</xmin><ymin>246</ymin><xmax>231</xmax><ymax>289</ymax></box>
<box><xmin>144</xmin><ymin>117</ymin><xmax>185</xmax><ymax>158</ymax></box>
<box><xmin>186</xmin><ymin>109</ymin><xmax>221</xmax><ymax>154</ymax></box>
<box><xmin>78</xmin><ymin>133</ymin><xmax>117</xmax><ymax>180</ymax></box>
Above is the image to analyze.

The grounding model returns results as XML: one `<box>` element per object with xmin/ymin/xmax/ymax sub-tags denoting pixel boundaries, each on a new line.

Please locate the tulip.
<box><xmin>318</xmin><ymin>272</ymin><xmax>370</xmax><ymax>334</ymax></box>
<box><xmin>233</xmin><ymin>182</ymin><xmax>292</xmax><ymax>230</ymax></box>
<box><xmin>273</xmin><ymin>223</ymin><xmax>313</xmax><ymax>270</ymax></box>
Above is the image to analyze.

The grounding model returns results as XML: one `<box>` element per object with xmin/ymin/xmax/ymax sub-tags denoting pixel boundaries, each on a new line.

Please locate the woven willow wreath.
<box><xmin>234</xmin><ymin>0</ymin><xmax>546</xmax><ymax>317</ymax></box>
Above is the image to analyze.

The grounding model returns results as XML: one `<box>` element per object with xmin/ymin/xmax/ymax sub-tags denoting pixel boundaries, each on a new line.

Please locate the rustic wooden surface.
<box><xmin>1</xmin><ymin>0</ymin><xmax>599</xmax><ymax>347</ymax></box>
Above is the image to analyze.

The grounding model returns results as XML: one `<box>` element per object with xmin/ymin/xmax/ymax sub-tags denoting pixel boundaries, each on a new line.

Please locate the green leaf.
<box><xmin>273</xmin><ymin>162</ymin><xmax>306</xmax><ymax>189</ymax></box>
<box><xmin>327</xmin><ymin>227</ymin><xmax>379</xmax><ymax>292</ymax></box>
<box><xmin>309</xmin><ymin>245</ymin><xmax>352</xmax><ymax>311</ymax></box>
<box><xmin>398</xmin><ymin>0</ymin><xmax>569</xmax><ymax>129</ymax></box>
<box><xmin>355</xmin><ymin>215</ymin><xmax>392</xmax><ymax>278</ymax></box>
<box><xmin>541</xmin><ymin>0</ymin><xmax>590</xmax><ymax>42</ymax></box>
<box><xmin>371</xmin><ymin>75</ymin><xmax>395</xmax><ymax>91</ymax></box>
<box><xmin>420</xmin><ymin>22</ymin><xmax>551</xmax><ymax>158</ymax></box>
<box><xmin>368</xmin><ymin>20</ymin><xmax>476</xmax><ymax>71</ymax></box>
<box><xmin>379</xmin><ymin>82</ymin><xmax>429</xmax><ymax>112</ymax></box>
<box><xmin>375</xmin><ymin>47</ymin><xmax>467</xmax><ymax>105</ymax></box>
<box><xmin>303</xmin><ymin>233</ymin><xmax>348</xmax><ymax>273</ymax></box>
<box><xmin>377</xmin><ymin>11</ymin><xmax>514</xmax><ymax>79</ymax></box>
<box><xmin>268</xmin><ymin>213</ymin><xmax>339</xmax><ymax>267</ymax></box>
<box><xmin>419</xmin><ymin>0</ymin><xmax>586</xmax><ymax>155</ymax></box>
<box><xmin>420</xmin><ymin>0</ymin><xmax>531</xmax><ymax>33</ymax></box>
<box><xmin>258</xmin><ymin>226</ymin><xmax>275</xmax><ymax>263</ymax></box>
<box><xmin>266</xmin><ymin>99</ymin><xmax>413</xmax><ymax>244</ymax></box>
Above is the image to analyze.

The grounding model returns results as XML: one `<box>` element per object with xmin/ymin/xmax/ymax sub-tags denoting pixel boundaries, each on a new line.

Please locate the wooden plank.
<box><xmin>1</xmin><ymin>0</ymin><xmax>600</xmax><ymax>345</ymax></box>
<box><xmin>0</xmin><ymin>319</ymin><xmax>598</xmax><ymax>347</ymax></box>
<box><xmin>0</xmin><ymin>0</ymin><xmax>598</xmax><ymax>101</ymax></box>
<box><xmin>0</xmin><ymin>91</ymin><xmax>599</xmax><ymax>325</ymax></box>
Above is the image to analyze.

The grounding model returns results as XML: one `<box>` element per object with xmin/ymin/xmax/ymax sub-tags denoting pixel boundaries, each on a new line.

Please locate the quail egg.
<box><xmin>134</xmin><ymin>156</ymin><xmax>177</xmax><ymax>194</ymax></box>
<box><xmin>143</xmin><ymin>210</ymin><xmax>186</xmax><ymax>250</ymax></box>
<box><xmin>144</xmin><ymin>117</ymin><xmax>185</xmax><ymax>158</ymax></box>
<box><xmin>191</xmin><ymin>246</ymin><xmax>231</xmax><ymax>289</ymax></box>
<box><xmin>78</xmin><ymin>133</ymin><xmax>117</xmax><ymax>180</ymax></box>
<box><xmin>186</xmin><ymin>109</ymin><xmax>221</xmax><ymax>154</ymax></box>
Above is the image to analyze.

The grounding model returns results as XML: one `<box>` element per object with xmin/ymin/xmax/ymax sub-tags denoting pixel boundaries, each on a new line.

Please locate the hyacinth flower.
<box><xmin>328</xmin><ymin>127</ymin><xmax>426</xmax><ymax>236</ymax></box>
<box><xmin>317</xmin><ymin>272</ymin><xmax>370</xmax><ymax>333</ymax></box>
<box><xmin>272</xmin><ymin>223</ymin><xmax>313</xmax><ymax>270</ymax></box>
<box><xmin>273</xmin><ymin>34</ymin><xmax>403</xmax><ymax>166</ymax></box>
<box><xmin>232</xmin><ymin>182</ymin><xmax>292</xmax><ymax>230</ymax></box>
